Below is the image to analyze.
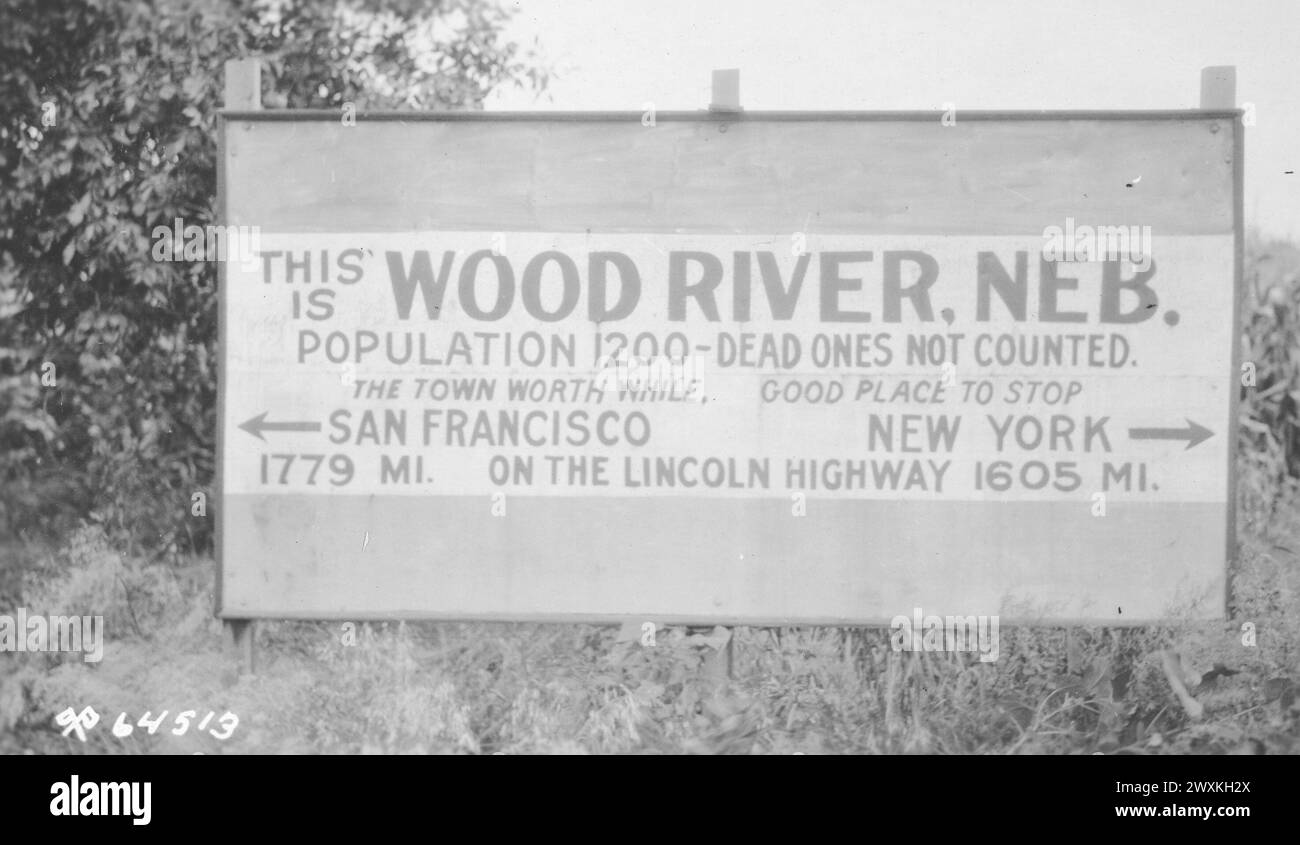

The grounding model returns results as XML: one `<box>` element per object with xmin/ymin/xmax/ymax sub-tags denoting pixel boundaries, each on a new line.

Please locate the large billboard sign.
<box><xmin>218</xmin><ymin>112</ymin><xmax>1240</xmax><ymax>624</ymax></box>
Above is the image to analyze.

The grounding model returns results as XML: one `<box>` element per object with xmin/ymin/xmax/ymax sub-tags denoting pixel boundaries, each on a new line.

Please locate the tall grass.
<box><xmin>1</xmin><ymin>237</ymin><xmax>1297</xmax><ymax>755</ymax></box>
<box><xmin>0</xmin><ymin>495</ymin><xmax>1296</xmax><ymax>756</ymax></box>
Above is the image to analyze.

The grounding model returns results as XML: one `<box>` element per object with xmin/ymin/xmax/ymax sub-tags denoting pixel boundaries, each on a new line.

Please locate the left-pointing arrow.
<box><xmin>238</xmin><ymin>412</ymin><xmax>321</xmax><ymax>441</ymax></box>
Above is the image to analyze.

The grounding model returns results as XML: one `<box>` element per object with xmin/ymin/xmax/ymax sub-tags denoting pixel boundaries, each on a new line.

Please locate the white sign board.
<box><xmin>218</xmin><ymin>114</ymin><xmax>1239</xmax><ymax>624</ymax></box>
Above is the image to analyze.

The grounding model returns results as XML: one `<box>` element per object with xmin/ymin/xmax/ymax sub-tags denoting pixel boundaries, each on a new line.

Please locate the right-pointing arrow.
<box><xmin>1127</xmin><ymin>418</ymin><xmax>1214</xmax><ymax>450</ymax></box>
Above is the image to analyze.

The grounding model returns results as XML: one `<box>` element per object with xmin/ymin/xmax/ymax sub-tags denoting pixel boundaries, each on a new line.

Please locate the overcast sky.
<box><xmin>486</xmin><ymin>0</ymin><xmax>1299</xmax><ymax>242</ymax></box>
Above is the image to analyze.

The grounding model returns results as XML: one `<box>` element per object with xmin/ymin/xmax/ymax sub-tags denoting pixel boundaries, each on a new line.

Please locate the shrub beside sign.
<box><xmin>217</xmin><ymin>113</ymin><xmax>1239</xmax><ymax>624</ymax></box>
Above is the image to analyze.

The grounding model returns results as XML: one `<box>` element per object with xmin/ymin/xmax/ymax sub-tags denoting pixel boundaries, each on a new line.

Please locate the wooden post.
<box><xmin>701</xmin><ymin>629</ymin><xmax>734</xmax><ymax>683</ymax></box>
<box><xmin>709</xmin><ymin>68</ymin><xmax>741</xmax><ymax>112</ymax></box>
<box><xmin>1199</xmin><ymin>66</ymin><xmax>1236</xmax><ymax>109</ymax></box>
<box><xmin>224</xmin><ymin>619</ymin><xmax>255</xmax><ymax>675</ymax></box>
<box><xmin>1198</xmin><ymin>64</ymin><xmax>1240</xmax><ymax>623</ymax></box>
<box><xmin>697</xmin><ymin>69</ymin><xmax>740</xmax><ymax>683</ymax></box>
<box><xmin>221</xmin><ymin>57</ymin><xmax>260</xmax><ymax>678</ymax></box>
<box><xmin>224</xmin><ymin>58</ymin><xmax>262</xmax><ymax>110</ymax></box>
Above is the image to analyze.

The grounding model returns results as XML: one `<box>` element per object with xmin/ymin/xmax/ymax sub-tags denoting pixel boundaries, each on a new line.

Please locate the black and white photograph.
<box><xmin>0</xmin><ymin>0</ymin><xmax>1296</xmax><ymax>822</ymax></box>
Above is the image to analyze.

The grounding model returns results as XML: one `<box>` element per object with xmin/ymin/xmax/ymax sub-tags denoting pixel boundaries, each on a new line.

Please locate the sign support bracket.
<box><xmin>221</xmin><ymin>57</ymin><xmax>263</xmax><ymax>678</ymax></box>
<box><xmin>692</xmin><ymin>68</ymin><xmax>744</xmax><ymax>685</ymax></box>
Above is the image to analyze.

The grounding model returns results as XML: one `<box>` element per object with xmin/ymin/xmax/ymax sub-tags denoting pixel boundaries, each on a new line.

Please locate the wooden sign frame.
<box><xmin>214</xmin><ymin>82</ymin><xmax>1242</xmax><ymax>634</ymax></box>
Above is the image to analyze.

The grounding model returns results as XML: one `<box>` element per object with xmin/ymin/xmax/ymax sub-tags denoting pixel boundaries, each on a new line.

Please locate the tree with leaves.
<box><xmin>0</xmin><ymin>0</ymin><xmax>547</xmax><ymax>552</ymax></box>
